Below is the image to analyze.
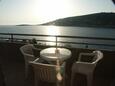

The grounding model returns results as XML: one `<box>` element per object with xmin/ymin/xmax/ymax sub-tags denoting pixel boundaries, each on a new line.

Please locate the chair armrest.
<box><xmin>76</xmin><ymin>61</ymin><xmax>94</xmax><ymax>65</ymax></box>
<box><xmin>33</xmin><ymin>58</ymin><xmax>40</xmax><ymax>62</ymax></box>
<box><xmin>25</xmin><ymin>53</ymin><xmax>34</xmax><ymax>57</ymax></box>
<box><xmin>24</xmin><ymin>53</ymin><xmax>37</xmax><ymax>61</ymax></box>
<box><xmin>28</xmin><ymin>58</ymin><xmax>40</xmax><ymax>64</ymax></box>
<box><xmin>92</xmin><ymin>50</ymin><xmax>103</xmax><ymax>64</ymax></box>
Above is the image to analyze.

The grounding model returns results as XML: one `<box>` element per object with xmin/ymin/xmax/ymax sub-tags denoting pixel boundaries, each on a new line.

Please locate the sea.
<box><xmin>0</xmin><ymin>25</ymin><xmax>115</xmax><ymax>51</ymax></box>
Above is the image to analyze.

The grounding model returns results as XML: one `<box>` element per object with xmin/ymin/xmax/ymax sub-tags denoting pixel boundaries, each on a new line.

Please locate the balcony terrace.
<box><xmin>0</xmin><ymin>33</ymin><xmax>115</xmax><ymax>86</ymax></box>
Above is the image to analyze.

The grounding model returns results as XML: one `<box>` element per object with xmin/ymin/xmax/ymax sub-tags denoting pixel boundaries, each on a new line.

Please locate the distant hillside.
<box><xmin>16</xmin><ymin>24</ymin><xmax>33</xmax><ymax>26</ymax></box>
<box><xmin>41</xmin><ymin>12</ymin><xmax>115</xmax><ymax>28</ymax></box>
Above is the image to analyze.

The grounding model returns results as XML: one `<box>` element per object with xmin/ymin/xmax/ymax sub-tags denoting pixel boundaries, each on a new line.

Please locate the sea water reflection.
<box><xmin>0</xmin><ymin>25</ymin><xmax>115</xmax><ymax>50</ymax></box>
<box><xmin>43</xmin><ymin>26</ymin><xmax>61</xmax><ymax>46</ymax></box>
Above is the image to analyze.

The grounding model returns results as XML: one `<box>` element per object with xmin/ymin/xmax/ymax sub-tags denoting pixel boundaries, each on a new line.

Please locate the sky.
<box><xmin>0</xmin><ymin>0</ymin><xmax>115</xmax><ymax>25</ymax></box>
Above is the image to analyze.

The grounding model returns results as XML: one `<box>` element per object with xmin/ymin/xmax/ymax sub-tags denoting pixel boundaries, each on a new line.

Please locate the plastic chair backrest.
<box><xmin>20</xmin><ymin>44</ymin><xmax>34</xmax><ymax>55</ymax></box>
<box><xmin>78</xmin><ymin>50</ymin><xmax>103</xmax><ymax>64</ymax></box>
<box><xmin>30</xmin><ymin>61</ymin><xmax>57</xmax><ymax>83</ymax></box>
<box><xmin>78</xmin><ymin>53</ymin><xmax>96</xmax><ymax>63</ymax></box>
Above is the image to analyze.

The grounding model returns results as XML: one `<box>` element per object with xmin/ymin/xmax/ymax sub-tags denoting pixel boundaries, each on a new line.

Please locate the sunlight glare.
<box><xmin>45</xmin><ymin>26</ymin><xmax>60</xmax><ymax>46</ymax></box>
<box><xmin>31</xmin><ymin>0</ymin><xmax>75</xmax><ymax>23</ymax></box>
<box><xmin>46</xmin><ymin>26</ymin><xmax>60</xmax><ymax>35</ymax></box>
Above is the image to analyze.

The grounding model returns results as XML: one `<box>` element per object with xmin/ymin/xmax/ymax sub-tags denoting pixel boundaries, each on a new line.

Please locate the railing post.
<box><xmin>85</xmin><ymin>42</ymin><xmax>88</xmax><ymax>48</ymax></box>
<box><xmin>11</xmin><ymin>34</ymin><xmax>13</xmax><ymax>42</ymax></box>
<box><xmin>56</xmin><ymin>36</ymin><xmax>57</xmax><ymax>48</ymax></box>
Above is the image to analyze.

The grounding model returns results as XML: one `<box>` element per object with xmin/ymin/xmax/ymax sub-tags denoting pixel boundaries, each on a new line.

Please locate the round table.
<box><xmin>40</xmin><ymin>47</ymin><xmax>71</xmax><ymax>63</ymax></box>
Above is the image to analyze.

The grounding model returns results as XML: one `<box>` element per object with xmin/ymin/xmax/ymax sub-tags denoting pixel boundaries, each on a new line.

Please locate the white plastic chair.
<box><xmin>20</xmin><ymin>44</ymin><xmax>37</xmax><ymax>78</ymax></box>
<box><xmin>29</xmin><ymin>58</ymin><xmax>65</xmax><ymax>86</ymax></box>
<box><xmin>71</xmin><ymin>50</ymin><xmax>103</xmax><ymax>86</ymax></box>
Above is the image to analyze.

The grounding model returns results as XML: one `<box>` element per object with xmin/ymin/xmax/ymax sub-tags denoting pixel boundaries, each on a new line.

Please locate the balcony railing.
<box><xmin>0</xmin><ymin>33</ymin><xmax>115</xmax><ymax>50</ymax></box>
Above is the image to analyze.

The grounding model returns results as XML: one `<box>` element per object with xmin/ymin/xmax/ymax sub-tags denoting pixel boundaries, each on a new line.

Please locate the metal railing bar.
<box><xmin>0</xmin><ymin>33</ymin><xmax>115</xmax><ymax>48</ymax></box>
<box><xmin>0</xmin><ymin>33</ymin><xmax>115</xmax><ymax>41</ymax></box>
<box><xmin>36</xmin><ymin>39</ymin><xmax>115</xmax><ymax>47</ymax></box>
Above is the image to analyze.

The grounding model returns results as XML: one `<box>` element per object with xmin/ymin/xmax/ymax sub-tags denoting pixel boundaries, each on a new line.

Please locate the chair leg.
<box><xmin>62</xmin><ymin>70</ymin><xmax>66</xmax><ymax>86</ymax></box>
<box><xmin>87</xmin><ymin>74</ymin><xmax>93</xmax><ymax>86</ymax></box>
<box><xmin>34</xmin><ymin>75</ymin><xmax>39</xmax><ymax>86</ymax></box>
<box><xmin>71</xmin><ymin>72</ymin><xmax>75</xmax><ymax>86</ymax></box>
<box><xmin>25</xmin><ymin>63</ymin><xmax>29</xmax><ymax>79</ymax></box>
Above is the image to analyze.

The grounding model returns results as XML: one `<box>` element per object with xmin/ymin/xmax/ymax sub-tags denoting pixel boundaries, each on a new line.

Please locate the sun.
<box><xmin>31</xmin><ymin>0</ymin><xmax>75</xmax><ymax>23</ymax></box>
